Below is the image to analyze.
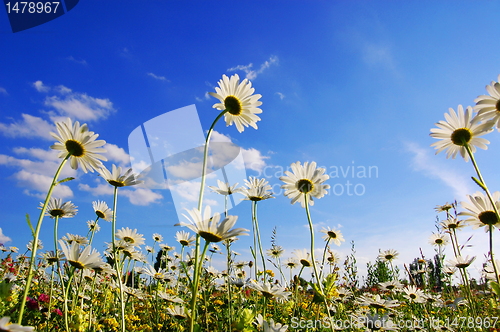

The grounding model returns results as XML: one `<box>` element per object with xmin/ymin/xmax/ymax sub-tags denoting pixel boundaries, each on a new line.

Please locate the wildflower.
<box><xmin>280</xmin><ymin>161</ymin><xmax>330</xmax><ymax>207</ymax></box>
<box><xmin>59</xmin><ymin>240</ymin><xmax>102</xmax><ymax>270</ymax></box>
<box><xmin>428</xmin><ymin>233</ymin><xmax>449</xmax><ymax>246</ymax></box>
<box><xmin>378</xmin><ymin>249</ymin><xmax>399</xmax><ymax>262</ymax></box>
<box><xmin>474</xmin><ymin>74</ymin><xmax>500</xmax><ymax>129</ymax></box>
<box><xmin>42</xmin><ymin>197</ymin><xmax>77</xmax><ymax>218</ymax></box>
<box><xmin>430</xmin><ymin>105</ymin><xmax>493</xmax><ymax>161</ymax></box>
<box><xmin>27</xmin><ymin>240</ymin><xmax>43</xmax><ymax>251</ymax></box>
<box><xmin>357</xmin><ymin>294</ymin><xmax>399</xmax><ymax>310</ymax></box>
<box><xmin>440</xmin><ymin>217</ymin><xmax>467</xmax><ymax>231</ymax></box>
<box><xmin>138</xmin><ymin>265</ymin><xmax>174</xmax><ymax>282</ymax></box>
<box><xmin>61</xmin><ymin>233</ymin><xmax>89</xmax><ymax>245</ymax></box>
<box><xmin>92</xmin><ymin>201</ymin><xmax>113</xmax><ymax>221</ymax></box>
<box><xmin>435</xmin><ymin>203</ymin><xmax>454</xmax><ymax>213</ymax></box>
<box><xmin>166</xmin><ymin>306</ymin><xmax>189</xmax><ymax>319</ymax></box>
<box><xmin>240</xmin><ymin>177</ymin><xmax>274</xmax><ymax>201</ymax></box>
<box><xmin>255</xmin><ymin>314</ymin><xmax>289</xmax><ymax>332</ymax></box>
<box><xmin>247</xmin><ymin>280</ymin><xmax>291</xmax><ymax>302</ymax></box>
<box><xmin>98</xmin><ymin>164</ymin><xmax>142</xmax><ymax>187</ymax></box>
<box><xmin>87</xmin><ymin>220</ymin><xmax>100</xmax><ymax>232</ymax></box>
<box><xmin>158</xmin><ymin>291</ymin><xmax>183</xmax><ymax>304</ymax></box>
<box><xmin>378</xmin><ymin>280</ymin><xmax>403</xmax><ymax>292</ymax></box>
<box><xmin>320</xmin><ymin>227</ymin><xmax>345</xmax><ymax>246</ymax></box>
<box><xmin>177</xmin><ymin>206</ymin><xmax>249</xmax><ymax>243</ymax></box>
<box><xmin>0</xmin><ymin>316</ymin><xmax>35</xmax><ymax>331</ymax></box>
<box><xmin>293</xmin><ymin>249</ymin><xmax>312</xmax><ymax>267</ymax></box>
<box><xmin>116</xmin><ymin>227</ymin><xmax>145</xmax><ymax>247</ymax></box>
<box><xmin>209</xmin><ymin>74</ymin><xmax>263</xmax><ymax>133</ymax></box>
<box><xmin>50</xmin><ymin>117</ymin><xmax>107</xmax><ymax>172</ymax></box>
<box><xmin>482</xmin><ymin>259</ymin><xmax>500</xmax><ymax>280</ymax></box>
<box><xmin>460</xmin><ymin>191</ymin><xmax>500</xmax><ymax>231</ymax></box>
<box><xmin>442</xmin><ymin>266</ymin><xmax>457</xmax><ymax>276</ymax></box>
<box><xmin>403</xmin><ymin>285</ymin><xmax>426</xmax><ymax>303</ymax></box>
<box><xmin>175</xmin><ymin>231</ymin><xmax>195</xmax><ymax>247</ymax></box>
<box><xmin>152</xmin><ymin>233</ymin><xmax>163</xmax><ymax>243</ymax></box>
<box><xmin>209</xmin><ymin>180</ymin><xmax>242</xmax><ymax>195</ymax></box>
<box><xmin>283</xmin><ymin>257</ymin><xmax>298</xmax><ymax>269</ymax></box>
<box><xmin>447</xmin><ymin>255</ymin><xmax>476</xmax><ymax>269</ymax></box>
<box><xmin>267</xmin><ymin>245</ymin><xmax>284</xmax><ymax>258</ymax></box>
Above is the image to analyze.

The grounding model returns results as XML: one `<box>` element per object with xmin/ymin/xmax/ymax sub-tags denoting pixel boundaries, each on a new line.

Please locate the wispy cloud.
<box><xmin>0</xmin><ymin>87</ymin><xmax>7</xmax><ymax>95</ymax></box>
<box><xmin>405</xmin><ymin>142</ymin><xmax>472</xmax><ymax>200</ymax></box>
<box><xmin>275</xmin><ymin>92</ymin><xmax>285</xmax><ymax>100</ymax></box>
<box><xmin>33</xmin><ymin>80</ymin><xmax>50</xmax><ymax>93</ymax></box>
<box><xmin>228</xmin><ymin>55</ymin><xmax>279</xmax><ymax>80</ymax></box>
<box><xmin>147</xmin><ymin>72</ymin><xmax>168</xmax><ymax>81</ymax></box>
<box><xmin>0</xmin><ymin>228</ymin><xmax>12</xmax><ymax>244</ymax></box>
<box><xmin>0</xmin><ymin>114</ymin><xmax>54</xmax><ymax>139</ymax></box>
<box><xmin>66</xmin><ymin>56</ymin><xmax>87</xmax><ymax>65</ymax></box>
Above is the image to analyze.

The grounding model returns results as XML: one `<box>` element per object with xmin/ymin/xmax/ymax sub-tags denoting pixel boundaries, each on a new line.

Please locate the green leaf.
<box><xmin>489</xmin><ymin>281</ymin><xmax>500</xmax><ymax>297</ymax></box>
<box><xmin>57</xmin><ymin>177</ymin><xmax>75</xmax><ymax>185</ymax></box>
<box><xmin>25</xmin><ymin>213</ymin><xmax>34</xmax><ymax>238</ymax></box>
<box><xmin>471</xmin><ymin>176</ymin><xmax>487</xmax><ymax>191</ymax></box>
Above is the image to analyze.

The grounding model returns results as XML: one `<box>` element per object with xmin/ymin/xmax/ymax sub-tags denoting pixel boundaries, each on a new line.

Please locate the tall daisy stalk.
<box><xmin>280</xmin><ymin>161</ymin><xmax>333</xmax><ymax>331</ymax></box>
<box><xmin>97</xmin><ymin>164</ymin><xmax>142</xmax><ymax>332</ymax></box>
<box><xmin>17</xmin><ymin>118</ymin><xmax>106</xmax><ymax>325</ymax></box>
<box><xmin>186</xmin><ymin>74</ymin><xmax>261</xmax><ymax>332</ymax></box>
<box><xmin>430</xmin><ymin>105</ymin><xmax>500</xmax><ymax>284</ymax></box>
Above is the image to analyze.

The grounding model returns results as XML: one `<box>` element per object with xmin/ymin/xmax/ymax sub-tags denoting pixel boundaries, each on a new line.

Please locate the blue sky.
<box><xmin>2</xmin><ymin>1</ymin><xmax>500</xmax><ymax>281</ymax></box>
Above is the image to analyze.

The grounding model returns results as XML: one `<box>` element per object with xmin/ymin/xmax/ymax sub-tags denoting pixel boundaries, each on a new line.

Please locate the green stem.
<box><xmin>17</xmin><ymin>154</ymin><xmax>70</xmax><ymax>325</ymax></box>
<box><xmin>252</xmin><ymin>201</ymin><xmax>267</xmax><ymax>281</ymax></box>
<box><xmin>304</xmin><ymin>194</ymin><xmax>335</xmax><ymax>332</ymax></box>
<box><xmin>189</xmin><ymin>241</ymin><xmax>210</xmax><ymax>332</ymax></box>
<box><xmin>464</xmin><ymin>144</ymin><xmax>500</xmax><ymax>285</ymax></box>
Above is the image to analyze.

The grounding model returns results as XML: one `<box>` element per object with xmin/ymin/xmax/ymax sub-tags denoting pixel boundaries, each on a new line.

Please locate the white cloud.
<box><xmin>78</xmin><ymin>183</ymin><xmax>114</xmax><ymax>196</ymax></box>
<box><xmin>15</xmin><ymin>170</ymin><xmax>73</xmax><ymax>199</ymax></box>
<box><xmin>0</xmin><ymin>87</ymin><xmax>7</xmax><ymax>95</ymax></box>
<box><xmin>33</xmin><ymin>80</ymin><xmax>50</xmax><ymax>92</ymax></box>
<box><xmin>121</xmin><ymin>188</ymin><xmax>163</xmax><ymax>206</ymax></box>
<box><xmin>45</xmin><ymin>90</ymin><xmax>115</xmax><ymax>121</ymax></box>
<box><xmin>228</xmin><ymin>55</ymin><xmax>279</xmax><ymax>80</ymax></box>
<box><xmin>405</xmin><ymin>142</ymin><xmax>472</xmax><ymax>200</ymax></box>
<box><xmin>66</xmin><ymin>56</ymin><xmax>87</xmax><ymax>65</ymax></box>
<box><xmin>104</xmin><ymin>143</ymin><xmax>130</xmax><ymax>166</ymax></box>
<box><xmin>0</xmin><ymin>114</ymin><xmax>54</xmax><ymax>139</ymax></box>
<box><xmin>275</xmin><ymin>92</ymin><xmax>285</xmax><ymax>100</ymax></box>
<box><xmin>0</xmin><ymin>228</ymin><xmax>12</xmax><ymax>244</ymax></box>
<box><xmin>147</xmin><ymin>72</ymin><xmax>168</xmax><ymax>81</ymax></box>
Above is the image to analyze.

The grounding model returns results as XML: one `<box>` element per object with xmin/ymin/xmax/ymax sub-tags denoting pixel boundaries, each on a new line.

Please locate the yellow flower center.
<box><xmin>198</xmin><ymin>231</ymin><xmax>222</xmax><ymax>243</ymax></box>
<box><xmin>224</xmin><ymin>96</ymin><xmax>242</xmax><ymax>115</ymax></box>
<box><xmin>297</xmin><ymin>179</ymin><xmax>314</xmax><ymax>194</ymax></box>
<box><xmin>300</xmin><ymin>259</ymin><xmax>311</xmax><ymax>267</ymax></box>
<box><xmin>435</xmin><ymin>239</ymin><xmax>443</xmax><ymax>244</ymax></box>
<box><xmin>123</xmin><ymin>236</ymin><xmax>134</xmax><ymax>243</ymax></box>
<box><xmin>50</xmin><ymin>209</ymin><xmax>65</xmax><ymax>217</ymax></box>
<box><xmin>180</xmin><ymin>240</ymin><xmax>189</xmax><ymax>246</ymax></box>
<box><xmin>496</xmin><ymin>99</ymin><xmax>500</xmax><ymax>112</ymax></box>
<box><xmin>478</xmin><ymin>210</ymin><xmax>499</xmax><ymax>225</ymax></box>
<box><xmin>108</xmin><ymin>180</ymin><xmax>125</xmax><ymax>187</ymax></box>
<box><xmin>69</xmin><ymin>260</ymin><xmax>85</xmax><ymax>269</ymax></box>
<box><xmin>96</xmin><ymin>210</ymin><xmax>106</xmax><ymax>219</ymax></box>
<box><xmin>450</xmin><ymin>128</ymin><xmax>472</xmax><ymax>146</ymax></box>
<box><xmin>65</xmin><ymin>139</ymin><xmax>85</xmax><ymax>157</ymax></box>
<box><xmin>385</xmin><ymin>255</ymin><xmax>394</xmax><ymax>260</ymax></box>
<box><xmin>327</xmin><ymin>231</ymin><xmax>337</xmax><ymax>238</ymax></box>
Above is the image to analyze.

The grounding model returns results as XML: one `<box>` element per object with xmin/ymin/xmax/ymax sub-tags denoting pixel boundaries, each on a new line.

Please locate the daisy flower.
<box><xmin>320</xmin><ymin>227</ymin><xmax>345</xmax><ymax>246</ymax></box>
<box><xmin>240</xmin><ymin>177</ymin><xmax>274</xmax><ymax>201</ymax></box>
<box><xmin>447</xmin><ymin>255</ymin><xmax>476</xmax><ymax>269</ymax></box>
<box><xmin>208</xmin><ymin>180</ymin><xmax>242</xmax><ymax>196</ymax></box>
<box><xmin>0</xmin><ymin>316</ymin><xmax>35</xmax><ymax>332</ymax></box>
<box><xmin>175</xmin><ymin>231</ymin><xmax>195</xmax><ymax>247</ymax></box>
<box><xmin>177</xmin><ymin>206</ymin><xmax>249</xmax><ymax>243</ymax></box>
<box><xmin>42</xmin><ymin>197</ymin><xmax>77</xmax><ymax>218</ymax></box>
<box><xmin>267</xmin><ymin>245</ymin><xmax>284</xmax><ymax>258</ymax></box>
<box><xmin>247</xmin><ymin>280</ymin><xmax>291</xmax><ymax>302</ymax></box>
<box><xmin>87</xmin><ymin>220</ymin><xmax>100</xmax><ymax>232</ymax></box>
<box><xmin>460</xmin><ymin>191</ymin><xmax>500</xmax><ymax>231</ymax></box>
<box><xmin>59</xmin><ymin>240</ymin><xmax>102</xmax><ymax>270</ymax></box>
<box><xmin>152</xmin><ymin>233</ymin><xmax>163</xmax><ymax>243</ymax></box>
<box><xmin>166</xmin><ymin>306</ymin><xmax>189</xmax><ymax>320</ymax></box>
<box><xmin>98</xmin><ymin>164</ymin><xmax>142</xmax><ymax>187</ymax></box>
<box><xmin>403</xmin><ymin>285</ymin><xmax>426</xmax><ymax>303</ymax></box>
<box><xmin>116</xmin><ymin>227</ymin><xmax>145</xmax><ymax>247</ymax></box>
<box><xmin>280</xmin><ymin>161</ymin><xmax>330</xmax><ymax>208</ymax></box>
<box><xmin>92</xmin><ymin>200</ymin><xmax>113</xmax><ymax>221</ymax></box>
<box><xmin>61</xmin><ymin>233</ymin><xmax>89</xmax><ymax>245</ymax></box>
<box><xmin>293</xmin><ymin>249</ymin><xmax>312</xmax><ymax>267</ymax></box>
<box><xmin>430</xmin><ymin>105</ymin><xmax>493</xmax><ymax>161</ymax></box>
<box><xmin>428</xmin><ymin>233</ymin><xmax>449</xmax><ymax>246</ymax></box>
<box><xmin>283</xmin><ymin>257</ymin><xmax>298</xmax><ymax>269</ymax></box>
<box><xmin>474</xmin><ymin>74</ymin><xmax>500</xmax><ymax>129</ymax></box>
<box><xmin>440</xmin><ymin>217</ymin><xmax>468</xmax><ymax>231</ymax></box>
<box><xmin>378</xmin><ymin>249</ymin><xmax>399</xmax><ymax>262</ymax></box>
<box><xmin>50</xmin><ymin>117</ymin><xmax>107</xmax><ymax>172</ymax></box>
<box><xmin>209</xmin><ymin>74</ymin><xmax>263</xmax><ymax>133</ymax></box>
